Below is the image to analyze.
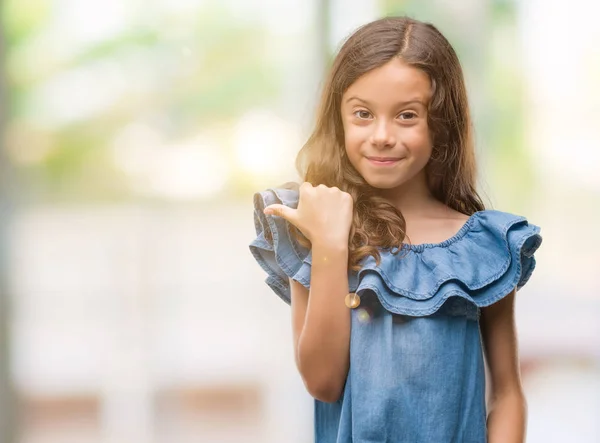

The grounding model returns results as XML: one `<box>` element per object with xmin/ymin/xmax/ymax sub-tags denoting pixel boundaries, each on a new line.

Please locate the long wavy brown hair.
<box><xmin>291</xmin><ymin>16</ymin><xmax>485</xmax><ymax>270</ymax></box>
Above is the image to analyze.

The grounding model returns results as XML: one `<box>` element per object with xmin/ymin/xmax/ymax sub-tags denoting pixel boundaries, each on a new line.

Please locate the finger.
<box><xmin>299</xmin><ymin>182</ymin><xmax>313</xmax><ymax>194</ymax></box>
<box><xmin>263</xmin><ymin>204</ymin><xmax>297</xmax><ymax>223</ymax></box>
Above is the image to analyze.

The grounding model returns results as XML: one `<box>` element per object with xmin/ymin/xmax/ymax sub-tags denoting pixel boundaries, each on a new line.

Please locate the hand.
<box><xmin>264</xmin><ymin>182</ymin><xmax>353</xmax><ymax>247</ymax></box>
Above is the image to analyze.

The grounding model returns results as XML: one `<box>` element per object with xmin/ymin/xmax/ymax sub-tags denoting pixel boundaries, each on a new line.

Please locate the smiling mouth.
<box><xmin>366</xmin><ymin>156</ymin><xmax>403</xmax><ymax>166</ymax></box>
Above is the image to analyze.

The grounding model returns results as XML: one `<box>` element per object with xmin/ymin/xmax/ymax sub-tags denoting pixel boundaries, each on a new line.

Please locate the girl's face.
<box><xmin>340</xmin><ymin>57</ymin><xmax>432</xmax><ymax>190</ymax></box>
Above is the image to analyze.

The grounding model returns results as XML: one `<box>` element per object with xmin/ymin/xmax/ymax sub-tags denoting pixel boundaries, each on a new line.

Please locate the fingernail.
<box><xmin>263</xmin><ymin>208</ymin><xmax>273</xmax><ymax>215</ymax></box>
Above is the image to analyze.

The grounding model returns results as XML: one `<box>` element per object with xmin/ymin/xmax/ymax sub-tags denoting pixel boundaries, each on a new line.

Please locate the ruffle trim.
<box><xmin>249</xmin><ymin>187</ymin><xmax>542</xmax><ymax>315</ymax></box>
<box><xmin>249</xmin><ymin>187</ymin><xmax>312</xmax><ymax>304</ymax></box>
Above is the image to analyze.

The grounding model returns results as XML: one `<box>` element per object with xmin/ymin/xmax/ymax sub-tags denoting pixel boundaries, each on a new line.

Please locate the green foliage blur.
<box><xmin>4</xmin><ymin>1</ymin><xmax>280</xmax><ymax>202</ymax></box>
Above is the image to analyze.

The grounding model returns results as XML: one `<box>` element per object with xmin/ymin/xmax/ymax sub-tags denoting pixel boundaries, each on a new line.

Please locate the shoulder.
<box><xmin>448</xmin><ymin>208</ymin><xmax>543</xmax><ymax>294</ymax></box>
<box><xmin>469</xmin><ymin>209</ymin><xmax>542</xmax><ymax>253</ymax></box>
<box><xmin>462</xmin><ymin>209</ymin><xmax>542</xmax><ymax>258</ymax></box>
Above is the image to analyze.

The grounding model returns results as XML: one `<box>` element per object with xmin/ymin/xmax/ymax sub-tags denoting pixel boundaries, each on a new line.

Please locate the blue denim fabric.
<box><xmin>249</xmin><ymin>187</ymin><xmax>542</xmax><ymax>443</ymax></box>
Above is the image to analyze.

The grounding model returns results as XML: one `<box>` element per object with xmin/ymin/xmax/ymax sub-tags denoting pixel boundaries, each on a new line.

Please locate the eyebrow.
<box><xmin>344</xmin><ymin>96</ymin><xmax>426</xmax><ymax>107</ymax></box>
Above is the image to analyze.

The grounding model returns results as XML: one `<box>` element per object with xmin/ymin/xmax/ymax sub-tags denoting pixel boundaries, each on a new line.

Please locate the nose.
<box><xmin>370</xmin><ymin>119</ymin><xmax>396</xmax><ymax>149</ymax></box>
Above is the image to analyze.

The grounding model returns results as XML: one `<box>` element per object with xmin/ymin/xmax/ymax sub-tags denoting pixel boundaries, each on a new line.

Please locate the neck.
<box><xmin>376</xmin><ymin>170</ymin><xmax>438</xmax><ymax>216</ymax></box>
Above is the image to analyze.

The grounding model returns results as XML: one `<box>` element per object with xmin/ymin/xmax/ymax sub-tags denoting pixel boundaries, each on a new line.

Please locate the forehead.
<box><xmin>343</xmin><ymin>57</ymin><xmax>431</xmax><ymax>106</ymax></box>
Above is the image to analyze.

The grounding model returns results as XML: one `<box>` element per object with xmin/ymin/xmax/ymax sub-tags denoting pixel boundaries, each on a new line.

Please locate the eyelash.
<box><xmin>353</xmin><ymin>110</ymin><xmax>417</xmax><ymax>120</ymax></box>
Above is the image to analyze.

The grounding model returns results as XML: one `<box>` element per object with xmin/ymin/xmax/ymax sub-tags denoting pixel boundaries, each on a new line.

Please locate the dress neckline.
<box><xmin>400</xmin><ymin>210</ymin><xmax>486</xmax><ymax>252</ymax></box>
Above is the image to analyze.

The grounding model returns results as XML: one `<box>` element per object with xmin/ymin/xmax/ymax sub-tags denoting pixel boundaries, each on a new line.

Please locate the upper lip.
<box><xmin>366</xmin><ymin>156</ymin><xmax>402</xmax><ymax>161</ymax></box>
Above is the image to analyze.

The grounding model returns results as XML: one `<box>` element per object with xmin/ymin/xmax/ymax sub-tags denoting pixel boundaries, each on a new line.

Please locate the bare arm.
<box><xmin>290</xmin><ymin>242</ymin><xmax>351</xmax><ymax>403</ymax></box>
<box><xmin>480</xmin><ymin>288</ymin><xmax>527</xmax><ymax>442</ymax></box>
<box><xmin>265</xmin><ymin>183</ymin><xmax>353</xmax><ymax>404</ymax></box>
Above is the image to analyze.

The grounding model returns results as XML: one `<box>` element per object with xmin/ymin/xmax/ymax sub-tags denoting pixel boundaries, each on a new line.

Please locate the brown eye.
<box><xmin>399</xmin><ymin>112</ymin><xmax>417</xmax><ymax>120</ymax></box>
<box><xmin>354</xmin><ymin>110</ymin><xmax>372</xmax><ymax>119</ymax></box>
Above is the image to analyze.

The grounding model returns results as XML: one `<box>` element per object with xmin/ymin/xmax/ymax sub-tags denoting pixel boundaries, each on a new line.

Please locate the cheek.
<box><xmin>404</xmin><ymin>125</ymin><xmax>432</xmax><ymax>155</ymax></box>
<box><xmin>343</xmin><ymin>123</ymin><xmax>366</xmax><ymax>145</ymax></box>
<box><xmin>342</xmin><ymin>123</ymin><xmax>366</xmax><ymax>162</ymax></box>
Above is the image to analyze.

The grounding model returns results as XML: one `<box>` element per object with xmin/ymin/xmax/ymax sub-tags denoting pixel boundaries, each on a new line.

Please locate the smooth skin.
<box><xmin>265</xmin><ymin>182</ymin><xmax>353</xmax><ymax>403</ymax></box>
<box><xmin>264</xmin><ymin>57</ymin><xmax>526</xmax><ymax>442</ymax></box>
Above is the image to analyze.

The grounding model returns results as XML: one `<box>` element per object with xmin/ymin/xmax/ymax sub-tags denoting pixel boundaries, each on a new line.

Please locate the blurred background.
<box><xmin>0</xmin><ymin>0</ymin><xmax>599</xmax><ymax>442</ymax></box>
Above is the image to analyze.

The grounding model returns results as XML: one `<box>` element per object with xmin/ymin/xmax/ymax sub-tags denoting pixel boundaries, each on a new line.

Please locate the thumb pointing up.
<box><xmin>262</xmin><ymin>183</ymin><xmax>353</xmax><ymax>245</ymax></box>
<box><xmin>263</xmin><ymin>204</ymin><xmax>298</xmax><ymax>225</ymax></box>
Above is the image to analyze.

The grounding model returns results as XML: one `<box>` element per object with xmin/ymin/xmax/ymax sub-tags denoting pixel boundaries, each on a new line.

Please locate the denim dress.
<box><xmin>249</xmin><ymin>187</ymin><xmax>542</xmax><ymax>443</ymax></box>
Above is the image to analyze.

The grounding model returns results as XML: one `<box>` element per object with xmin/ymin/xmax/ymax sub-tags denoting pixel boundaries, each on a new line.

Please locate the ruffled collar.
<box><xmin>252</xmin><ymin>187</ymin><xmax>542</xmax><ymax>317</ymax></box>
<box><xmin>399</xmin><ymin>211</ymin><xmax>484</xmax><ymax>252</ymax></box>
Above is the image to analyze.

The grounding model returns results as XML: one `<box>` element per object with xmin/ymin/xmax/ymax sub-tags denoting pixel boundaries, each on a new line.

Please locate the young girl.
<box><xmin>249</xmin><ymin>16</ymin><xmax>541</xmax><ymax>443</ymax></box>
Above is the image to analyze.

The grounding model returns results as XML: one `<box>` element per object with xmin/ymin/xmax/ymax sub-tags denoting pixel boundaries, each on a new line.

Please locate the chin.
<box><xmin>363</xmin><ymin>175</ymin><xmax>406</xmax><ymax>190</ymax></box>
